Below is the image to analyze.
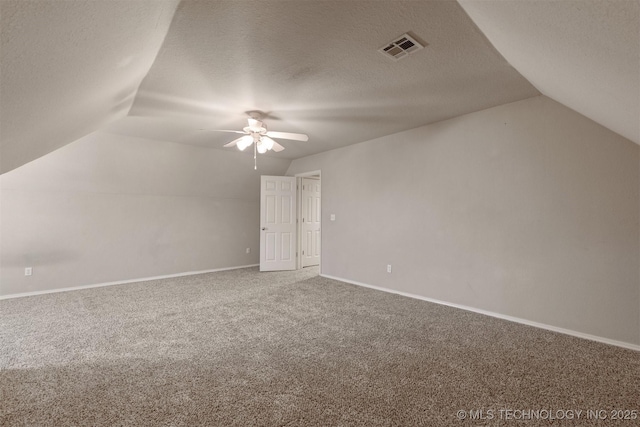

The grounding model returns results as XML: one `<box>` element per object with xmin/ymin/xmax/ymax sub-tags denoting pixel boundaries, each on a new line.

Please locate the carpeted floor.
<box><xmin>1</xmin><ymin>266</ymin><xmax>639</xmax><ymax>426</ymax></box>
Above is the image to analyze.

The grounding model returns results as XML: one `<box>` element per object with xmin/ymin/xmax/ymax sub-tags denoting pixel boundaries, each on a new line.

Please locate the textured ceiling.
<box><xmin>111</xmin><ymin>0</ymin><xmax>539</xmax><ymax>159</ymax></box>
<box><xmin>459</xmin><ymin>0</ymin><xmax>640</xmax><ymax>145</ymax></box>
<box><xmin>2</xmin><ymin>0</ymin><xmax>637</xmax><ymax>173</ymax></box>
<box><xmin>0</xmin><ymin>0</ymin><xmax>179</xmax><ymax>173</ymax></box>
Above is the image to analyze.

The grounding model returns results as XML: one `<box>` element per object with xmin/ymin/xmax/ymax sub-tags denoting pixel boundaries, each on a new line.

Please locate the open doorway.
<box><xmin>296</xmin><ymin>171</ymin><xmax>321</xmax><ymax>270</ymax></box>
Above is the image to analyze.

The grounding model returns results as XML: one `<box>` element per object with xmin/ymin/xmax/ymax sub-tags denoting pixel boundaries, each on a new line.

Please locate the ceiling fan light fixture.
<box><xmin>236</xmin><ymin>135</ymin><xmax>253</xmax><ymax>151</ymax></box>
<box><xmin>256</xmin><ymin>141</ymin><xmax>267</xmax><ymax>154</ymax></box>
<box><xmin>261</xmin><ymin>136</ymin><xmax>275</xmax><ymax>150</ymax></box>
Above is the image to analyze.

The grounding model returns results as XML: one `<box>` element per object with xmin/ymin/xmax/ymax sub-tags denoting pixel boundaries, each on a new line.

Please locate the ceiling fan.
<box><xmin>214</xmin><ymin>112</ymin><xmax>308</xmax><ymax>169</ymax></box>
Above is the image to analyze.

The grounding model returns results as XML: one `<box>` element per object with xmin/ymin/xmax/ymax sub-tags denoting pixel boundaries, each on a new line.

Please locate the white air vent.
<box><xmin>379</xmin><ymin>33</ymin><xmax>425</xmax><ymax>61</ymax></box>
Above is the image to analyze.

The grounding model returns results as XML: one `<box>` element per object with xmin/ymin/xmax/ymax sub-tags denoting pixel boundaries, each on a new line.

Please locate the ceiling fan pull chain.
<box><xmin>254</xmin><ymin>142</ymin><xmax>257</xmax><ymax>170</ymax></box>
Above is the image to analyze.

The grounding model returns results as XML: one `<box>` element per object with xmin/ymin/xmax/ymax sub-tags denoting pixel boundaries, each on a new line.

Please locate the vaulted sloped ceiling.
<box><xmin>1</xmin><ymin>0</ymin><xmax>638</xmax><ymax>174</ymax></box>
<box><xmin>0</xmin><ymin>0</ymin><xmax>179</xmax><ymax>174</ymax></box>
<box><xmin>459</xmin><ymin>0</ymin><xmax>640</xmax><ymax>145</ymax></box>
<box><xmin>118</xmin><ymin>0</ymin><xmax>538</xmax><ymax>160</ymax></box>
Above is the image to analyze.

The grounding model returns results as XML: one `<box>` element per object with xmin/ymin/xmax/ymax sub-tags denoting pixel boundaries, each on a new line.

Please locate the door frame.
<box><xmin>295</xmin><ymin>170</ymin><xmax>321</xmax><ymax>271</ymax></box>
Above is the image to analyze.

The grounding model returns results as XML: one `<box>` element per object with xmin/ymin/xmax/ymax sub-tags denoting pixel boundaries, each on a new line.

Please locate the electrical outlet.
<box><xmin>25</xmin><ymin>267</ymin><xmax>33</xmax><ymax>276</ymax></box>
<box><xmin>246</xmin><ymin>248</ymin><xmax>251</xmax><ymax>254</ymax></box>
<box><xmin>387</xmin><ymin>264</ymin><xmax>392</xmax><ymax>273</ymax></box>
<box><xmin>330</xmin><ymin>214</ymin><xmax>336</xmax><ymax>221</ymax></box>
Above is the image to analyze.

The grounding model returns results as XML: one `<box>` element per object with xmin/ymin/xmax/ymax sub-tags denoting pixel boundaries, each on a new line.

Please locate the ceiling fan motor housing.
<box><xmin>244</xmin><ymin>120</ymin><xmax>267</xmax><ymax>135</ymax></box>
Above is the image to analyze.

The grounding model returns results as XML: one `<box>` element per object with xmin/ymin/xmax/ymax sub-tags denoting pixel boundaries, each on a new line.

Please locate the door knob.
<box><xmin>261</xmin><ymin>227</ymin><xmax>267</xmax><ymax>231</ymax></box>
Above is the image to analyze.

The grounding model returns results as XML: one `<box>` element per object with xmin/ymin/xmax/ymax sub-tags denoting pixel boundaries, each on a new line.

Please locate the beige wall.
<box><xmin>288</xmin><ymin>96</ymin><xmax>640</xmax><ymax>345</ymax></box>
<box><xmin>0</xmin><ymin>131</ymin><xmax>291</xmax><ymax>296</ymax></box>
<box><xmin>3</xmin><ymin>95</ymin><xmax>638</xmax><ymax>346</ymax></box>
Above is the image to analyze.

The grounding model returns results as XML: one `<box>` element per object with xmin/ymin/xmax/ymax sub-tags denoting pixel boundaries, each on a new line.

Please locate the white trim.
<box><xmin>320</xmin><ymin>273</ymin><xmax>640</xmax><ymax>352</ymax></box>
<box><xmin>296</xmin><ymin>176</ymin><xmax>303</xmax><ymax>270</ymax></box>
<box><xmin>0</xmin><ymin>264</ymin><xmax>259</xmax><ymax>300</ymax></box>
<box><xmin>294</xmin><ymin>170</ymin><xmax>321</xmax><ymax>178</ymax></box>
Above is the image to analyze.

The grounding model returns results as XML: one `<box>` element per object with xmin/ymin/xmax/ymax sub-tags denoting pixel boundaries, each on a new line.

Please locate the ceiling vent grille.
<box><xmin>379</xmin><ymin>33</ymin><xmax>425</xmax><ymax>61</ymax></box>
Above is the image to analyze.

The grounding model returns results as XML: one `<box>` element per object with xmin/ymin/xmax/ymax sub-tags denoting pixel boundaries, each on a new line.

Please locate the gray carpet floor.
<box><xmin>1</xmin><ymin>266</ymin><xmax>639</xmax><ymax>426</ymax></box>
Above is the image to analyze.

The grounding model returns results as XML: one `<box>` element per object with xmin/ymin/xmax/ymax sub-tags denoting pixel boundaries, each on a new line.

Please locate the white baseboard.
<box><xmin>0</xmin><ymin>264</ymin><xmax>259</xmax><ymax>300</ymax></box>
<box><xmin>320</xmin><ymin>274</ymin><xmax>640</xmax><ymax>352</ymax></box>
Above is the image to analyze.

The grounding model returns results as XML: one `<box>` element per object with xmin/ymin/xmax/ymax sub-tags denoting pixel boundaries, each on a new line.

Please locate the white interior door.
<box><xmin>301</xmin><ymin>178</ymin><xmax>321</xmax><ymax>267</ymax></box>
<box><xmin>260</xmin><ymin>176</ymin><xmax>296</xmax><ymax>271</ymax></box>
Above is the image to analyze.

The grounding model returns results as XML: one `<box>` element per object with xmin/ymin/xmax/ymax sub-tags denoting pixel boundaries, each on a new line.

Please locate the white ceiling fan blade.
<box><xmin>212</xmin><ymin>129</ymin><xmax>246</xmax><ymax>134</ymax></box>
<box><xmin>272</xmin><ymin>141</ymin><xmax>285</xmax><ymax>152</ymax></box>
<box><xmin>223</xmin><ymin>136</ymin><xmax>245</xmax><ymax>147</ymax></box>
<box><xmin>265</xmin><ymin>131</ymin><xmax>308</xmax><ymax>141</ymax></box>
